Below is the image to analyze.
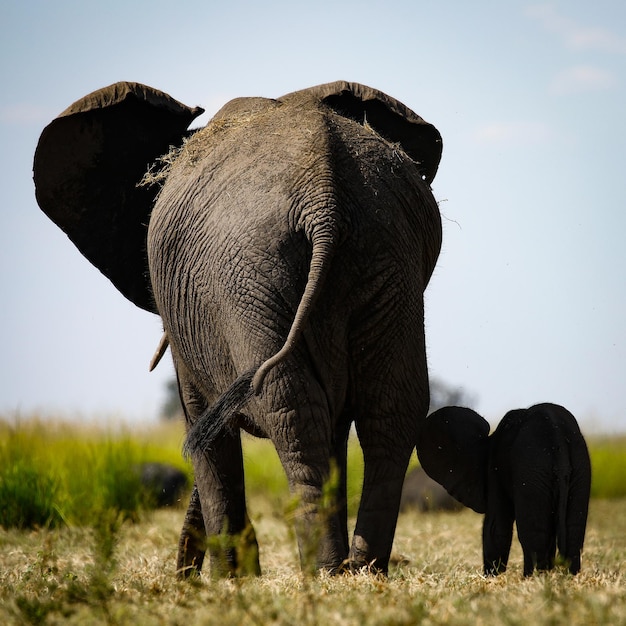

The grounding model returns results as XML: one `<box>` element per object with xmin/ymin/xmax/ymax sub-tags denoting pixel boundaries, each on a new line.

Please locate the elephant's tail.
<box><xmin>184</xmin><ymin>368</ymin><xmax>256</xmax><ymax>456</ymax></box>
<box><xmin>184</xmin><ymin>222</ymin><xmax>339</xmax><ymax>454</ymax></box>
<box><xmin>556</xmin><ymin>442</ymin><xmax>571</xmax><ymax>559</ymax></box>
<box><xmin>251</xmin><ymin>223</ymin><xmax>337</xmax><ymax>394</ymax></box>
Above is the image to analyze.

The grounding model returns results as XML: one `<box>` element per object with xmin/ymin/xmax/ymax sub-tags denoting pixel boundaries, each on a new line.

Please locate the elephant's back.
<box><xmin>146</xmin><ymin>96</ymin><xmax>441</xmax><ymax>386</ymax></box>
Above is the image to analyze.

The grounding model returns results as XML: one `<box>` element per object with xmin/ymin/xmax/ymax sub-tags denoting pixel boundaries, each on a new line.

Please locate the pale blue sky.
<box><xmin>1</xmin><ymin>1</ymin><xmax>624</xmax><ymax>432</ymax></box>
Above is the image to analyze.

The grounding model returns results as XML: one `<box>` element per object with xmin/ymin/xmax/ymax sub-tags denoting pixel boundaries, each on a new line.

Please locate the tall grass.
<box><xmin>1</xmin><ymin>416</ymin><xmax>625</xmax><ymax>532</ymax></box>
<box><xmin>0</xmin><ymin>417</ymin><xmax>191</xmax><ymax>529</ymax></box>
<box><xmin>587</xmin><ymin>436</ymin><xmax>626</xmax><ymax>499</ymax></box>
<box><xmin>0</xmin><ymin>427</ymin><xmax>63</xmax><ymax>529</ymax></box>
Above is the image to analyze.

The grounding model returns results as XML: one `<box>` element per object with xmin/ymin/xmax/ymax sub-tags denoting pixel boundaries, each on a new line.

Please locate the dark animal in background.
<box><xmin>139</xmin><ymin>462</ymin><xmax>189</xmax><ymax>508</ymax></box>
<box><xmin>400</xmin><ymin>467</ymin><xmax>464</xmax><ymax>513</ymax></box>
<box><xmin>34</xmin><ymin>80</ymin><xmax>443</xmax><ymax>577</ymax></box>
<box><xmin>417</xmin><ymin>403</ymin><xmax>591</xmax><ymax>576</ymax></box>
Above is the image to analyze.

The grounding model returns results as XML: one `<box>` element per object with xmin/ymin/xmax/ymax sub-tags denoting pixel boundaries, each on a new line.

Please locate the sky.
<box><xmin>1</xmin><ymin>1</ymin><xmax>625</xmax><ymax>433</ymax></box>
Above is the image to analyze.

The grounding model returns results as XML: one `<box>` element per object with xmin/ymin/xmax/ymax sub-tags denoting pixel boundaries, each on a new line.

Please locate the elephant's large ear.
<box><xmin>285</xmin><ymin>81</ymin><xmax>442</xmax><ymax>185</ymax></box>
<box><xmin>33</xmin><ymin>82</ymin><xmax>204</xmax><ymax>312</ymax></box>
<box><xmin>417</xmin><ymin>406</ymin><xmax>490</xmax><ymax>513</ymax></box>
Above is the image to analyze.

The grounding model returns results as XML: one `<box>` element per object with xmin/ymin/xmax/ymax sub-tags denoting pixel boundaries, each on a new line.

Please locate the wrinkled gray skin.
<box><xmin>34</xmin><ymin>80</ymin><xmax>443</xmax><ymax>577</ymax></box>
<box><xmin>417</xmin><ymin>403</ymin><xmax>591</xmax><ymax>576</ymax></box>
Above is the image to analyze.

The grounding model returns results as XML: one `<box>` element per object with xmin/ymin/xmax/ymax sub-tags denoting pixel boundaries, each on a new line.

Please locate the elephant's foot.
<box><xmin>177</xmin><ymin>483</ymin><xmax>207</xmax><ymax>580</ymax></box>
<box><xmin>483</xmin><ymin>559</ymin><xmax>507</xmax><ymax>577</ymax></box>
<box><xmin>176</xmin><ymin>548</ymin><xmax>204</xmax><ymax>580</ymax></box>
<box><xmin>235</xmin><ymin>522</ymin><xmax>262</xmax><ymax>576</ymax></box>
<box><xmin>176</xmin><ymin>529</ymin><xmax>206</xmax><ymax>580</ymax></box>
<box><xmin>565</xmin><ymin>553</ymin><xmax>581</xmax><ymax>575</ymax></box>
<box><xmin>345</xmin><ymin>535</ymin><xmax>389</xmax><ymax>575</ymax></box>
<box><xmin>296</xmin><ymin>532</ymin><xmax>347</xmax><ymax>576</ymax></box>
<box><xmin>205</xmin><ymin>523</ymin><xmax>261</xmax><ymax>578</ymax></box>
<box><xmin>177</xmin><ymin>522</ymin><xmax>260</xmax><ymax>579</ymax></box>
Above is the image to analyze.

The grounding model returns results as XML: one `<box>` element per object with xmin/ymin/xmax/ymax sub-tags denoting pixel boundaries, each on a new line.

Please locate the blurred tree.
<box><xmin>428</xmin><ymin>377</ymin><xmax>477</xmax><ymax>413</ymax></box>
<box><xmin>161</xmin><ymin>379</ymin><xmax>182</xmax><ymax>420</ymax></box>
<box><xmin>160</xmin><ymin>376</ymin><xmax>476</xmax><ymax>420</ymax></box>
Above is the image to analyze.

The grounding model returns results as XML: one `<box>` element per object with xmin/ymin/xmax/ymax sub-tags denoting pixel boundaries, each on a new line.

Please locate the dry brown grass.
<box><xmin>139</xmin><ymin>106</ymin><xmax>276</xmax><ymax>189</ymax></box>
<box><xmin>1</xmin><ymin>495</ymin><xmax>624</xmax><ymax>625</ymax></box>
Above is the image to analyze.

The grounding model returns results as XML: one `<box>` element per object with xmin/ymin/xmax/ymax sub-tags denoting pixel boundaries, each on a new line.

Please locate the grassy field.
<box><xmin>1</xmin><ymin>417</ymin><xmax>625</xmax><ymax>625</ymax></box>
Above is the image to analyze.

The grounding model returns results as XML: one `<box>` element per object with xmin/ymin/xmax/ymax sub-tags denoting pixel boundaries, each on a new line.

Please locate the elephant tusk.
<box><xmin>149</xmin><ymin>333</ymin><xmax>170</xmax><ymax>371</ymax></box>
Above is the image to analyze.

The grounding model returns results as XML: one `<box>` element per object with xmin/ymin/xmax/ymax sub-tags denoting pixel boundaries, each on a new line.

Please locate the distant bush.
<box><xmin>0</xmin><ymin>431</ymin><xmax>63</xmax><ymax>529</ymax></box>
<box><xmin>58</xmin><ymin>438</ymin><xmax>148</xmax><ymax>525</ymax></box>
<box><xmin>1</xmin><ymin>416</ymin><xmax>625</xmax><ymax>531</ymax></box>
<box><xmin>0</xmin><ymin>417</ymin><xmax>191</xmax><ymax>530</ymax></box>
<box><xmin>588</xmin><ymin>436</ymin><xmax>626</xmax><ymax>499</ymax></box>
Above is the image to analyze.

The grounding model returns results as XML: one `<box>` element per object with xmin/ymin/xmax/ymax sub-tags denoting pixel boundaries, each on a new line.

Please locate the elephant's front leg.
<box><xmin>190</xmin><ymin>430</ymin><xmax>260</xmax><ymax>578</ymax></box>
<box><xmin>482</xmin><ymin>497</ymin><xmax>514</xmax><ymax>576</ymax></box>
<box><xmin>176</xmin><ymin>482</ymin><xmax>206</xmax><ymax>579</ymax></box>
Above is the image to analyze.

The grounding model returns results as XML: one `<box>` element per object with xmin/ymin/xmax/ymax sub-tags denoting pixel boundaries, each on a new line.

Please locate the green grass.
<box><xmin>0</xmin><ymin>417</ymin><xmax>192</xmax><ymax>529</ymax></box>
<box><xmin>587</xmin><ymin>436</ymin><xmax>626</xmax><ymax>499</ymax></box>
<box><xmin>0</xmin><ymin>415</ymin><xmax>625</xmax><ymax>624</ymax></box>
<box><xmin>1</xmin><ymin>417</ymin><xmax>625</xmax><ymax>532</ymax></box>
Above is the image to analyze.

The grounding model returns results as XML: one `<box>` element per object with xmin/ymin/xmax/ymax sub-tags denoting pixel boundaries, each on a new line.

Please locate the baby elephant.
<box><xmin>417</xmin><ymin>403</ymin><xmax>591</xmax><ymax>576</ymax></box>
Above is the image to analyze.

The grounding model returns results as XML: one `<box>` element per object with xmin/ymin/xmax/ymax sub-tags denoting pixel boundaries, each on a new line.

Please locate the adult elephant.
<box><xmin>417</xmin><ymin>403</ymin><xmax>591</xmax><ymax>576</ymax></box>
<box><xmin>34</xmin><ymin>80</ymin><xmax>443</xmax><ymax>577</ymax></box>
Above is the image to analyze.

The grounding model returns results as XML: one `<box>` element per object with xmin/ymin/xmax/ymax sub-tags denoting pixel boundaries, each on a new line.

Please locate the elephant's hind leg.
<box><xmin>348</xmin><ymin>334</ymin><xmax>428</xmax><ymax>574</ymax></box>
<box><xmin>176</xmin><ymin>361</ymin><xmax>260</xmax><ymax>578</ymax></box>
<box><xmin>177</xmin><ymin>479</ymin><xmax>259</xmax><ymax>581</ymax></box>
<box><xmin>262</xmin><ymin>364</ymin><xmax>349</xmax><ymax>574</ymax></box>
<box><xmin>177</xmin><ymin>483</ymin><xmax>206</xmax><ymax>579</ymax></box>
<box><xmin>189</xmin><ymin>430</ymin><xmax>260</xmax><ymax>578</ymax></box>
<box><xmin>562</xmin><ymin>449</ymin><xmax>591</xmax><ymax>575</ymax></box>
<box><xmin>515</xmin><ymin>490</ymin><xmax>555</xmax><ymax>576</ymax></box>
<box><xmin>349</xmin><ymin>422</ymin><xmax>414</xmax><ymax>574</ymax></box>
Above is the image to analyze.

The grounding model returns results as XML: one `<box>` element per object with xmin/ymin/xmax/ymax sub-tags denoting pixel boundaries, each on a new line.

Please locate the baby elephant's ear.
<box><xmin>291</xmin><ymin>80</ymin><xmax>443</xmax><ymax>185</ymax></box>
<box><xmin>417</xmin><ymin>406</ymin><xmax>490</xmax><ymax>513</ymax></box>
<box><xmin>33</xmin><ymin>82</ymin><xmax>204</xmax><ymax>312</ymax></box>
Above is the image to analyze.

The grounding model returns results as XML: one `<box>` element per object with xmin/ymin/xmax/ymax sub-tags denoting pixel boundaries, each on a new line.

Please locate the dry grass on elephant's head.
<box><xmin>139</xmin><ymin>103</ymin><xmax>282</xmax><ymax>188</ymax></box>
